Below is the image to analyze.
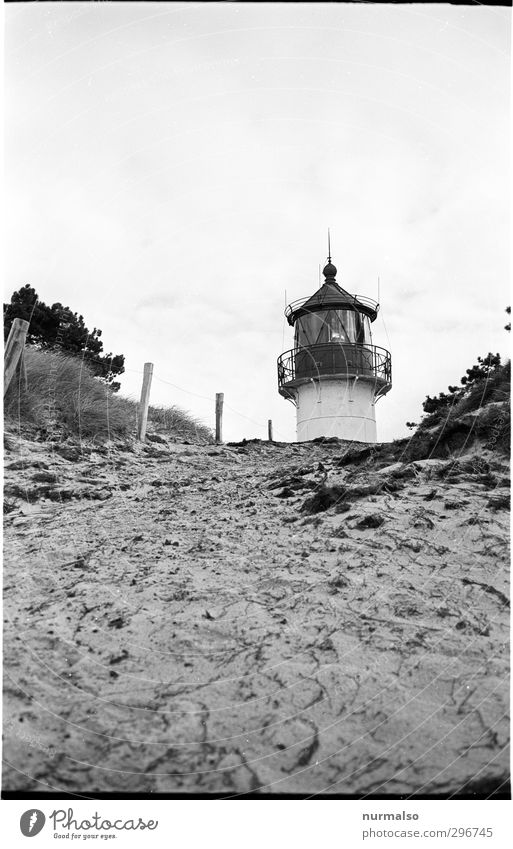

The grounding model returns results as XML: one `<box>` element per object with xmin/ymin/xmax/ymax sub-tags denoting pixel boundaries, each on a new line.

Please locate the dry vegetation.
<box><xmin>4</xmin><ymin>347</ymin><xmax>213</xmax><ymax>444</ymax></box>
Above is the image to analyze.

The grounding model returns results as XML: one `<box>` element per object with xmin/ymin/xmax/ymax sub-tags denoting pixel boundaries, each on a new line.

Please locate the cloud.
<box><xmin>5</xmin><ymin>3</ymin><xmax>509</xmax><ymax>443</ymax></box>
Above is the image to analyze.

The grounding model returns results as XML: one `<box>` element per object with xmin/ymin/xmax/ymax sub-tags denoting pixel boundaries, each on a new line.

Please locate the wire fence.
<box><xmin>5</xmin><ymin>307</ymin><xmax>393</xmax><ymax>444</ymax></box>
<box><xmin>122</xmin><ymin>365</ymin><xmax>279</xmax><ymax>440</ymax></box>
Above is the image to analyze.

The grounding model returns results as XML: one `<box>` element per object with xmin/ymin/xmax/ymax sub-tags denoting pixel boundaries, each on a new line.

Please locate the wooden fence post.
<box><xmin>4</xmin><ymin>318</ymin><xmax>29</xmax><ymax>397</ymax></box>
<box><xmin>215</xmin><ymin>393</ymin><xmax>224</xmax><ymax>444</ymax></box>
<box><xmin>21</xmin><ymin>348</ymin><xmax>28</xmax><ymax>391</ymax></box>
<box><xmin>268</xmin><ymin>419</ymin><xmax>273</xmax><ymax>442</ymax></box>
<box><xmin>138</xmin><ymin>362</ymin><xmax>154</xmax><ymax>441</ymax></box>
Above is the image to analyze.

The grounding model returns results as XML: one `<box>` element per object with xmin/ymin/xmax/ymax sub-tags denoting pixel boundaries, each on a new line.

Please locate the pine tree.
<box><xmin>4</xmin><ymin>285</ymin><xmax>125</xmax><ymax>390</ymax></box>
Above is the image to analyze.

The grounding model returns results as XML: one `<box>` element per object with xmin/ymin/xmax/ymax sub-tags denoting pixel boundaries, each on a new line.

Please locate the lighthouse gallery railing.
<box><xmin>277</xmin><ymin>342</ymin><xmax>392</xmax><ymax>395</ymax></box>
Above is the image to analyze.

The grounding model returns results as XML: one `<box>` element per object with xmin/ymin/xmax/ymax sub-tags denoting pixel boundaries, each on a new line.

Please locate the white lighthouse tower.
<box><xmin>277</xmin><ymin>250</ymin><xmax>392</xmax><ymax>443</ymax></box>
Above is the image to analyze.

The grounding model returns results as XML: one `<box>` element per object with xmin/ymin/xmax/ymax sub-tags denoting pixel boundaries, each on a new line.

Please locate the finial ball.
<box><xmin>323</xmin><ymin>261</ymin><xmax>337</xmax><ymax>278</ymax></box>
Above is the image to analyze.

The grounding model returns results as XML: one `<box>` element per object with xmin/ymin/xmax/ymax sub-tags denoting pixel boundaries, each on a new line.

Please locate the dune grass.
<box><xmin>4</xmin><ymin>347</ymin><xmax>213</xmax><ymax>443</ymax></box>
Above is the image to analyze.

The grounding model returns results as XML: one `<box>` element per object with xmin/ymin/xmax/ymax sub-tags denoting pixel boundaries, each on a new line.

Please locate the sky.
<box><xmin>4</xmin><ymin>2</ymin><xmax>511</xmax><ymax>443</ymax></box>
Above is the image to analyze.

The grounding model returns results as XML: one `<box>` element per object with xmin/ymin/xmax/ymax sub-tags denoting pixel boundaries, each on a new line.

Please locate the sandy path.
<box><xmin>3</xmin><ymin>436</ymin><xmax>510</xmax><ymax>796</ymax></box>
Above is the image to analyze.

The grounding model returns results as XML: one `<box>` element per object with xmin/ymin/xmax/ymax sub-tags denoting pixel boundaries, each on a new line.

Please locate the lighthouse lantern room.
<box><xmin>277</xmin><ymin>253</ymin><xmax>392</xmax><ymax>443</ymax></box>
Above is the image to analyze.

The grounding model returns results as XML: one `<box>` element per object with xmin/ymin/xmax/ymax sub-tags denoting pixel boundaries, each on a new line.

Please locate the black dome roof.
<box><xmin>285</xmin><ymin>257</ymin><xmax>379</xmax><ymax>325</ymax></box>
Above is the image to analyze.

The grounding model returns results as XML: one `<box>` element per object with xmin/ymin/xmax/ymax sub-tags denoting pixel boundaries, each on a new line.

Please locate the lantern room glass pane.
<box><xmin>295</xmin><ymin>308</ymin><xmax>372</xmax><ymax>347</ymax></box>
<box><xmin>325</xmin><ymin>310</ymin><xmax>347</xmax><ymax>343</ymax></box>
<box><xmin>342</xmin><ymin>311</ymin><xmax>356</xmax><ymax>342</ymax></box>
<box><xmin>362</xmin><ymin>316</ymin><xmax>372</xmax><ymax>344</ymax></box>
<box><xmin>295</xmin><ymin>312</ymin><xmax>328</xmax><ymax>347</ymax></box>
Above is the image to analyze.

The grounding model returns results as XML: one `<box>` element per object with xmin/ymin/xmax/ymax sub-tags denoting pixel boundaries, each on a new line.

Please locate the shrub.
<box><xmin>405</xmin><ymin>358</ymin><xmax>510</xmax><ymax>460</ymax></box>
<box><xmin>418</xmin><ymin>355</ymin><xmax>510</xmax><ymax>432</ymax></box>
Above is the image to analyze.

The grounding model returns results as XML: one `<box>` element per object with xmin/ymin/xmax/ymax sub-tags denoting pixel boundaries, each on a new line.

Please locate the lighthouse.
<box><xmin>277</xmin><ymin>252</ymin><xmax>392</xmax><ymax>443</ymax></box>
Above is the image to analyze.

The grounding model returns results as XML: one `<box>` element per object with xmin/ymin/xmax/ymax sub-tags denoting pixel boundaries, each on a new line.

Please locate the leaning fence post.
<box><xmin>268</xmin><ymin>419</ymin><xmax>273</xmax><ymax>442</ymax></box>
<box><xmin>138</xmin><ymin>362</ymin><xmax>154</xmax><ymax>441</ymax></box>
<box><xmin>215</xmin><ymin>392</ymin><xmax>224</xmax><ymax>444</ymax></box>
<box><xmin>4</xmin><ymin>318</ymin><xmax>29</xmax><ymax>397</ymax></box>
